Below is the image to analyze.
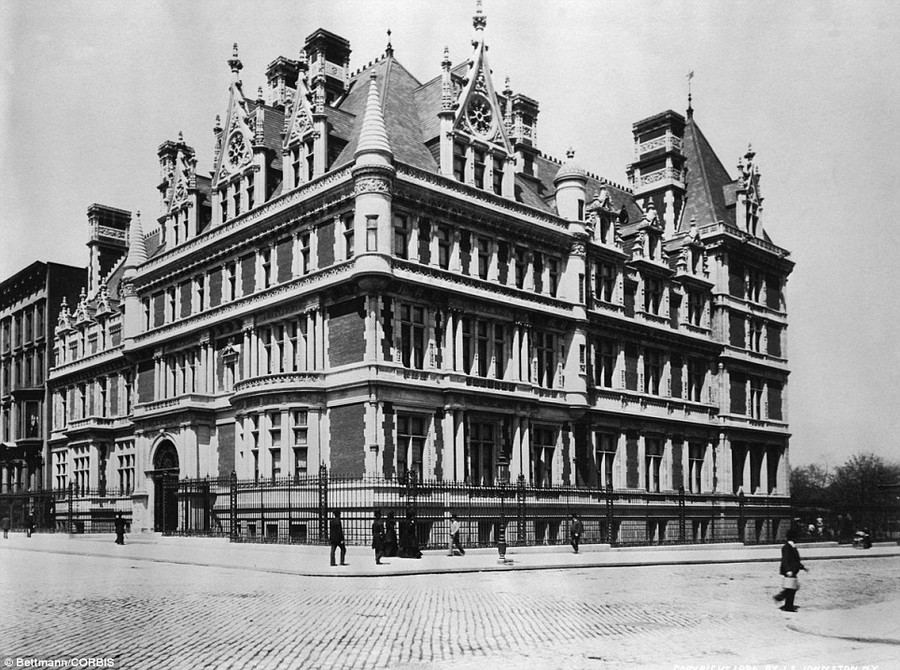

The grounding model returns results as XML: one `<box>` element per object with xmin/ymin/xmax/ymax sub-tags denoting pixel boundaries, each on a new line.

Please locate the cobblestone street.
<box><xmin>1</xmin><ymin>541</ymin><xmax>898</xmax><ymax>669</ymax></box>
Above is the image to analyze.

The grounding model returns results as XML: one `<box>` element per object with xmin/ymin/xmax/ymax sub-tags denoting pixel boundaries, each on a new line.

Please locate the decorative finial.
<box><xmin>385</xmin><ymin>29</ymin><xmax>393</xmax><ymax>57</ymax></box>
<box><xmin>257</xmin><ymin>85</ymin><xmax>265</xmax><ymax>103</ymax></box>
<box><xmin>566</xmin><ymin>147</ymin><xmax>575</xmax><ymax>160</ymax></box>
<box><xmin>214</xmin><ymin>115</ymin><xmax>222</xmax><ymax>133</ymax></box>
<box><xmin>228</xmin><ymin>42</ymin><xmax>243</xmax><ymax>80</ymax></box>
<box><xmin>686</xmin><ymin>70</ymin><xmax>694</xmax><ymax>118</ymax></box>
<box><xmin>177</xmin><ymin>130</ymin><xmax>184</xmax><ymax>143</ymax></box>
<box><xmin>473</xmin><ymin>0</ymin><xmax>487</xmax><ymax>35</ymax></box>
<box><xmin>503</xmin><ymin>76</ymin><xmax>512</xmax><ymax>96</ymax></box>
<box><xmin>441</xmin><ymin>46</ymin><xmax>451</xmax><ymax>69</ymax></box>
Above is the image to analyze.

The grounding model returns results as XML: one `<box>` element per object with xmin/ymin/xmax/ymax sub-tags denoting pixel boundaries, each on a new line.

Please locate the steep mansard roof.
<box><xmin>681</xmin><ymin>113</ymin><xmax>735</xmax><ymax>231</ymax></box>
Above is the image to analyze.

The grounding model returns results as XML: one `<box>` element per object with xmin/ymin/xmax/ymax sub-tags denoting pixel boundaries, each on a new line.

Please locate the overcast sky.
<box><xmin>1</xmin><ymin>0</ymin><xmax>898</xmax><ymax>468</ymax></box>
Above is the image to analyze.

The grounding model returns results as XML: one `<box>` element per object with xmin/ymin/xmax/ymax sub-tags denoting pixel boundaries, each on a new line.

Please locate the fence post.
<box><xmin>318</xmin><ymin>464</ymin><xmax>328</xmax><ymax>543</ymax></box>
<box><xmin>678</xmin><ymin>485</ymin><xmax>686</xmax><ymax>542</ymax></box>
<box><xmin>605</xmin><ymin>482</ymin><xmax>614</xmax><ymax>545</ymax></box>
<box><xmin>229</xmin><ymin>470</ymin><xmax>237</xmax><ymax>543</ymax></box>
<box><xmin>738</xmin><ymin>491</ymin><xmax>745</xmax><ymax>543</ymax></box>
<box><xmin>516</xmin><ymin>474</ymin><xmax>526</xmax><ymax>546</ymax></box>
<box><xmin>68</xmin><ymin>481</ymin><xmax>74</xmax><ymax>534</ymax></box>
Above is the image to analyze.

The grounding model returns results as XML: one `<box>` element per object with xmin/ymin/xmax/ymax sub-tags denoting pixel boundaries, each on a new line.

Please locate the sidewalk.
<box><xmin>1</xmin><ymin>531</ymin><xmax>898</xmax><ymax>579</ymax></box>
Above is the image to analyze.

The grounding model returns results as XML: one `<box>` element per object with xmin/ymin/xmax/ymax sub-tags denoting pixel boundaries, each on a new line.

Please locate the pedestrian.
<box><xmin>329</xmin><ymin>510</ymin><xmax>346</xmax><ymax>566</ymax></box>
<box><xmin>448</xmin><ymin>513</ymin><xmax>465</xmax><ymax>556</ymax></box>
<box><xmin>773</xmin><ymin>528</ymin><xmax>807</xmax><ymax>612</ymax></box>
<box><xmin>372</xmin><ymin>510</ymin><xmax>386</xmax><ymax>565</ymax></box>
<box><xmin>398</xmin><ymin>510</ymin><xmax>422</xmax><ymax>559</ymax></box>
<box><xmin>570</xmin><ymin>513</ymin><xmax>584</xmax><ymax>554</ymax></box>
<box><xmin>1</xmin><ymin>515</ymin><xmax>9</xmax><ymax>539</ymax></box>
<box><xmin>114</xmin><ymin>513</ymin><xmax>127</xmax><ymax>545</ymax></box>
<box><xmin>385</xmin><ymin>511</ymin><xmax>398</xmax><ymax>557</ymax></box>
<box><xmin>25</xmin><ymin>516</ymin><xmax>35</xmax><ymax>538</ymax></box>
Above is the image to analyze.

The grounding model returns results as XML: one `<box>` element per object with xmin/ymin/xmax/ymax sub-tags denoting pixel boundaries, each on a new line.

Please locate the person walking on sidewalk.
<box><xmin>1</xmin><ymin>515</ymin><xmax>9</xmax><ymax>539</ymax></box>
<box><xmin>774</xmin><ymin>528</ymin><xmax>807</xmax><ymax>612</ymax></box>
<box><xmin>570</xmin><ymin>513</ymin><xmax>584</xmax><ymax>554</ymax></box>
<box><xmin>448</xmin><ymin>514</ymin><xmax>465</xmax><ymax>556</ymax></box>
<box><xmin>114</xmin><ymin>513</ymin><xmax>127</xmax><ymax>545</ymax></box>
<box><xmin>372</xmin><ymin>510</ymin><xmax>386</xmax><ymax>565</ymax></box>
<box><xmin>329</xmin><ymin>510</ymin><xmax>346</xmax><ymax>566</ymax></box>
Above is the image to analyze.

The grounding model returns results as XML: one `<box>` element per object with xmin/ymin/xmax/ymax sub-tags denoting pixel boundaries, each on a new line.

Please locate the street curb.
<box><xmin>786</xmin><ymin>625</ymin><xmax>900</xmax><ymax>647</ymax></box>
<box><xmin>3</xmin><ymin>543</ymin><xmax>900</xmax><ymax>578</ymax></box>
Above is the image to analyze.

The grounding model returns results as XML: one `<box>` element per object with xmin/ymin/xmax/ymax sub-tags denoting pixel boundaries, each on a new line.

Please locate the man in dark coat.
<box><xmin>385</xmin><ymin>511</ymin><xmax>398</xmax><ymax>557</ymax></box>
<box><xmin>774</xmin><ymin>528</ymin><xmax>806</xmax><ymax>611</ymax></box>
<box><xmin>372</xmin><ymin>510</ymin><xmax>386</xmax><ymax>565</ymax></box>
<box><xmin>570</xmin><ymin>513</ymin><xmax>584</xmax><ymax>554</ymax></box>
<box><xmin>113</xmin><ymin>513</ymin><xmax>127</xmax><ymax>545</ymax></box>
<box><xmin>329</xmin><ymin>510</ymin><xmax>346</xmax><ymax>566</ymax></box>
<box><xmin>1</xmin><ymin>516</ymin><xmax>9</xmax><ymax>539</ymax></box>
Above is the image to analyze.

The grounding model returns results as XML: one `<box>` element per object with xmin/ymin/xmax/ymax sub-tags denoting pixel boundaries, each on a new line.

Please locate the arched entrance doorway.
<box><xmin>152</xmin><ymin>441</ymin><xmax>179</xmax><ymax>533</ymax></box>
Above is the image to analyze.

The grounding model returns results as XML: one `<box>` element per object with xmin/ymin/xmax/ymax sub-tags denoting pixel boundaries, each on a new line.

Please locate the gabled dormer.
<box><xmin>157</xmin><ymin>134</ymin><xmax>208</xmax><ymax>246</ymax></box>
<box><xmin>630</xmin><ymin>200</ymin><xmax>668</xmax><ymax>267</ymax></box>
<box><xmin>438</xmin><ymin>1</ymin><xmax>514</xmax><ymax>198</ymax></box>
<box><xmin>211</xmin><ymin>44</ymin><xmax>270</xmax><ymax>226</ymax></box>
<box><xmin>281</xmin><ymin>50</ymin><xmax>318</xmax><ymax>190</ymax></box>
<box><xmin>675</xmin><ymin>219</ymin><xmax>712</xmax><ymax>286</ymax></box>
<box><xmin>585</xmin><ymin>188</ymin><xmax>624</xmax><ymax>251</ymax></box>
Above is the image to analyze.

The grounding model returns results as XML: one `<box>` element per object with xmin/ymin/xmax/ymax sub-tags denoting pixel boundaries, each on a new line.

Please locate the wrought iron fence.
<box><xmin>166</xmin><ymin>469</ymin><xmax>796</xmax><ymax>549</ymax></box>
<box><xmin>0</xmin><ymin>486</ymin><xmax>133</xmax><ymax>534</ymax></box>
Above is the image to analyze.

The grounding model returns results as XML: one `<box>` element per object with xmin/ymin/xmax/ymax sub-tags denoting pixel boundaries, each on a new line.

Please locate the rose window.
<box><xmin>466</xmin><ymin>96</ymin><xmax>494</xmax><ymax>136</ymax></box>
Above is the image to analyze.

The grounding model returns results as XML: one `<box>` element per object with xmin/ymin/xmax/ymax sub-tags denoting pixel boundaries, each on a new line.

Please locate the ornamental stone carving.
<box><xmin>353</xmin><ymin>176</ymin><xmax>391</xmax><ymax>196</ymax></box>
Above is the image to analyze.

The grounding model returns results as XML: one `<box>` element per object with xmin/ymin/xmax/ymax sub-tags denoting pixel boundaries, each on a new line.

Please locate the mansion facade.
<box><xmin>45</xmin><ymin>9</ymin><xmax>793</xmax><ymax>536</ymax></box>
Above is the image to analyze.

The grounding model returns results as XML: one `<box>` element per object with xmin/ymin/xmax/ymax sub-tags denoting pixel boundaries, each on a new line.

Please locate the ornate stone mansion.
<box><xmin>40</xmin><ymin>6</ymin><xmax>793</xmax><ymax>539</ymax></box>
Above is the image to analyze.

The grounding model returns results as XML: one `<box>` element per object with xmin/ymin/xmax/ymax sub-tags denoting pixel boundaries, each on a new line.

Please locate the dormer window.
<box><xmin>219</xmin><ymin>186</ymin><xmax>229</xmax><ymax>223</ymax></box>
<box><xmin>304</xmin><ymin>139</ymin><xmax>314</xmax><ymax>182</ymax></box>
<box><xmin>232</xmin><ymin>181</ymin><xmax>241</xmax><ymax>217</ymax></box>
<box><xmin>473</xmin><ymin>149</ymin><xmax>486</xmax><ymax>189</ymax></box>
<box><xmin>598</xmin><ymin>216</ymin><xmax>612</xmax><ymax>245</ymax></box>
<box><xmin>648</xmin><ymin>235</ymin><xmax>658</xmax><ymax>260</ymax></box>
<box><xmin>291</xmin><ymin>147</ymin><xmax>302</xmax><ymax>187</ymax></box>
<box><xmin>687</xmin><ymin>291</ymin><xmax>704</xmax><ymax>327</ymax></box>
<box><xmin>453</xmin><ymin>142</ymin><xmax>467</xmax><ymax>182</ymax></box>
<box><xmin>492</xmin><ymin>156</ymin><xmax>504</xmax><ymax>195</ymax></box>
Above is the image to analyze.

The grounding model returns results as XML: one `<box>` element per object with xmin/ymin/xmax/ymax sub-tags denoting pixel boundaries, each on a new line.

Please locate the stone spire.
<box><xmin>354</xmin><ymin>74</ymin><xmax>392</xmax><ymax>166</ymax></box>
<box><xmin>124</xmin><ymin>211</ymin><xmax>148</xmax><ymax>271</ymax></box>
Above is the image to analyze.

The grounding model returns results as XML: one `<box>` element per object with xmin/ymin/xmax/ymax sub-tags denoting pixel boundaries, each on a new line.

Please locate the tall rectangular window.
<box><xmin>644</xmin><ymin>277</ymin><xmax>662</xmax><ymax>315</ymax></box>
<box><xmin>167</xmin><ymin>287</ymin><xmax>177</xmax><ymax>322</ymax></box>
<box><xmin>596</xmin><ymin>433</ymin><xmax>617</xmax><ymax>488</ymax></box>
<box><xmin>393</xmin><ymin>215</ymin><xmax>409</xmax><ymax>259</ymax></box>
<box><xmin>260</xmin><ymin>248</ymin><xmax>272</xmax><ymax>289</ymax></box>
<box><xmin>688</xmin><ymin>359</ymin><xmax>705</xmax><ymax>402</ymax></box>
<box><xmin>749</xmin><ymin>379</ymin><xmax>764</xmax><ymax>419</ymax></box>
<box><xmin>515</xmin><ymin>248</ymin><xmax>527</xmax><ymax>289</ymax></box>
<box><xmin>468</xmin><ymin>421</ymin><xmax>495</xmax><ymax>486</ymax></box>
<box><xmin>246</xmin><ymin>173</ymin><xmax>255</xmax><ymax>210</ymax></box>
<box><xmin>299</xmin><ymin>232</ymin><xmax>311</xmax><ymax>275</ymax></box>
<box><xmin>595</xmin><ymin>338</ymin><xmax>616</xmax><ymax>388</ymax></box>
<box><xmin>343</xmin><ymin>215</ymin><xmax>355</xmax><ymax>259</ymax></box>
<box><xmin>492</xmin><ymin>156</ymin><xmax>504</xmax><ymax>195</ymax></box>
<box><xmin>688</xmin><ymin>443</ymin><xmax>705</xmax><ymax>493</ymax></box>
<box><xmin>749</xmin><ymin>319</ymin><xmax>763</xmax><ymax>353</ymax></box>
<box><xmin>219</xmin><ymin>187</ymin><xmax>228</xmax><ymax>222</ymax></box>
<box><xmin>438</xmin><ymin>226</ymin><xmax>451</xmax><ymax>270</ymax></box>
<box><xmin>226</xmin><ymin>262</ymin><xmax>237</xmax><ymax>301</ymax></box>
<box><xmin>687</xmin><ymin>291</ymin><xmax>704</xmax><ymax>327</ymax></box>
<box><xmin>366</xmin><ymin>216</ymin><xmax>378</xmax><ymax>252</ymax></box>
<box><xmin>493</xmin><ymin>324</ymin><xmax>506</xmax><ymax>380</ymax></box>
<box><xmin>535</xmin><ymin>331</ymin><xmax>555</xmax><ymax>388</ymax></box>
<box><xmin>531</xmin><ymin>425</ymin><xmax>556</xmax><ymax>488</ymax></box>
<box><xmin>399</xmin><ymin>304</ymin><xmax>425</xmax><ymax>370</ymax></box>
<box><xmin>196</xmin><ymin>275</ymin><xmax>206</xmax><ymax>312</ymax></box>
<box><xmin>473</xmin><ymin>149</ymin><xmax>485</xmax><ymax>189</ymax></box>
<box><xmin>645</xmin><ymin>438</ymin><xmax>663</xmax><ymax>493</ymax></box>
<box><xmin>397</xmin><ymin>414</ymin><xmax>426</xmax><ymax>481</ymax></box>
<box><xmin>292</xmin><ymin>410</ymin><xmax>308</xmax><ymax>480</ymax></box>
<box><xmin>477</xmin><ymin>238</ymin><xmax>490</xmax><ymax>279</ymax></box>
<box><xmin>644</xmin><ymin>349</ymin><xmax>662</xmax><ymax>395</ymax></box>
<box><xmin>476</xmin><ymin>321</ymin><xmax>489</xmax><ymax>377</ymax></box>
<box><xmin>547</xmin><ymin>258</ymin><xmax>559</xmax><ymax>297</ymax></box>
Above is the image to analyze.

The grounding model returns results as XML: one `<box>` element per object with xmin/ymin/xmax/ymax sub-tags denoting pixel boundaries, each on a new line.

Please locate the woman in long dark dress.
<box><xmin>385</xmin><ymin>511</ymin><xmax>398</xmax><ymax>557</ymax></box>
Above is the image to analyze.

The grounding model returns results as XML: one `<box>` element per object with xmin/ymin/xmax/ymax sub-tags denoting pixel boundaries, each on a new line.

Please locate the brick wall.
<box><xmin>208</xmin><ymin>267</ymin><xmax>222</xmax><ymax>308</ymax></box>
<box><xmin>218</xmin><ymin>422</ymin><xmax>235</xmax><ymax>477</ymax></box>
<box><xmin>241</xmin><ymin>254</ymin><xmax>255</xmax><ymax>296</ymax></box>
<box><xmin>318</xmin><ymin>219</ymin><xmax>335</xmax><ymax>267</ymax></box>
<box><xmin>276</xmin><ymin>237</ymin><xmax>292</xmax><ymax>283</ymax></box>
<box><xmin>330</xmin><ymin>403</ymin><xmax>365</xmax><ymax>477</ymax></box>
<box><xmin>328</xmin><ymin>298</ymin><xmax>365</xmax><ymax>367</ymax></box>
<box><xmin>137</xmin><ymin>359</ymin><xmax>154</xmax><ymax>403</ymax></box>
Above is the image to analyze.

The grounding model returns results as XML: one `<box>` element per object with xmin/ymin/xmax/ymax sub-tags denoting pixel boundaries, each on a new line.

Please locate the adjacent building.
<box><xmin>0</xmin><ymin>260</ymin><xmax>85</xmax><ymax>493</ymax></box>
<box><xmin>44</xmin><ymin>7</ymin><xmax>794</xmax><ymax>541</ymax></box>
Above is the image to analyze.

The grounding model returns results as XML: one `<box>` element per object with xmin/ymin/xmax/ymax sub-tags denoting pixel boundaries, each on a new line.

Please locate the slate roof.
<box><xmin>331</xmin><ymin>56</ymin><xmax>438</xmax><ymax>172</ymax></box>
<box><xmin>681</xmin><ymin>113</ymin><xmax>736</xmax><ymax>230</ymax></box>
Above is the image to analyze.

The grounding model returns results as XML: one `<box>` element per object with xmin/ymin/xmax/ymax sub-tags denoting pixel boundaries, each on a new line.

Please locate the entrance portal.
<box><xmin>153</xmin><ymin>441</ymin><xmax>180</xmax><ymax>533</ymax></box>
